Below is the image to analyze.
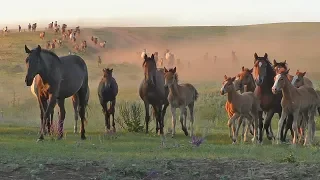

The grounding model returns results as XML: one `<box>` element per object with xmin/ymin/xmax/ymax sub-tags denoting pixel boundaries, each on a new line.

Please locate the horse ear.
<box><xmin>25</xmin><ymin>45</ymin><xmax>31</xmax><ymax>54</ymax></box>
<box><xmin>231</xmin><ymin>77</ymin><xmax>236</xmax><ymax>82</ymax></box>
<box><xmin>241</xmin><ymin>66</ymin><xmax>245</xmax><ymax>71</ymax></box>
<box><xmin>151</xmin><ymin>54</ymin><xmax>154</xmax><ymax>59</ymax></box>
<box><xmin>144</xmin><ymin>54</ymin><xmax>148</xmax><ymax>60</ymax></box>
<box><xmin>249</xmin><ymin>68</ymin><xmax>253</xmax><ymax>73</ymax></box>
<box><xmin>302</xmin><ymin>72</ymin><xmax>306</xmax><ymax>76</ymax></box>
<box><xmin>110</xmin><ymin>68</ymin><xmax>113</xmax><ymax>72</ymax></box>
<box><xmin>254</xmin><ymin>53</ymin><xmax>258</xmax><ymax>60</ymax></box>
<box><xmin>173</xmin><ymin>67</ymin><xmax>176</xmax><ymax>73</ymax></box>
<box><xmin>273</xmin><ymin>59</ymin><xmax>277</xmax><ymax>65</ymax></box>
<box><xmin>264</xmin><ymin>53</ymin><xmax>268</xmax><ymax>59</ymax></box>
<box><xmin>164</xmin><ymin>67</ymin><xmax>168</xmax><ymax>72</ymax></box>
<box><xmin>36</xmin><ymin>45</ymin><xmax>41</xmax><ymax>53</ymax></box>
<box><xmin>286</xmin><ymin>69</ymin><xmax>290</xmax><ymax>74</ymax></box>
<box><xmin>284</xmin><ymin>60</ymin><xmax>287</xmax><ymax>64</ymax></box>
<box><xmin>224</xmin><ymin>75</ymin><xmax>228</xmax><ymax>80</ymax></box>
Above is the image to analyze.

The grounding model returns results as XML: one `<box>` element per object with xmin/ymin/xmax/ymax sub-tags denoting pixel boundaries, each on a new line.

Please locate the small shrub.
<box><xmin>117</xmin><ymin>101</ymin><xmax>144</xmax><ymax>132</ymax></box>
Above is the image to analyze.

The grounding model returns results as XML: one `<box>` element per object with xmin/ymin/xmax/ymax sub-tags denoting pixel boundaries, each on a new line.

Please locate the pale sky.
<box><xmin>1</xmin><ymin>0</ymin><xmax>320</xmax><ymax>27</ymax></box>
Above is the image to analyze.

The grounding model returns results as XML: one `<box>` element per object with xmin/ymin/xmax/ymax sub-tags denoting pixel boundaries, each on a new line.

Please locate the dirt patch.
<box><xmin>1</xmin><ymin>159</ymin><xmax>319</xmax><ymax>180</ymax></box>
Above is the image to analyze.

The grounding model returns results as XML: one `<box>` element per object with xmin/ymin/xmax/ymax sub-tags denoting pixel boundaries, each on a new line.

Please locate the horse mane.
<box><xmin>39</xmin><ymin>49</ymin><xmax>62</xmax><ymax>63</ymax></box>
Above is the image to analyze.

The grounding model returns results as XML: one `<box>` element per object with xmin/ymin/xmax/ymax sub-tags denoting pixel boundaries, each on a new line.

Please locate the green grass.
<box><xmin>2</xmin><ymin>23</ymin><xmax>320</xmax><ymax>179</ymax></box>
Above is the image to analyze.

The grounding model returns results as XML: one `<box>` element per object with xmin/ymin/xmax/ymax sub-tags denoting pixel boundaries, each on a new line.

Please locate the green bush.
<box><xmin>117</xmin><ymin>101</ymin><xmax>144</xmax><ymax>132</ymax></box>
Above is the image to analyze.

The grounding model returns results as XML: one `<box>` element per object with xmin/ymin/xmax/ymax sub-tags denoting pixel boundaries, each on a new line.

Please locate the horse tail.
<box><xmin>194</xmin><ymin>88</ymin><xmax>199</xmax><ymax>101</ymax></box>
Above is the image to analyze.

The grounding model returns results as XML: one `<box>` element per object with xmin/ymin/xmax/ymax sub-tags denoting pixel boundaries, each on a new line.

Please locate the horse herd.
<box><xmin>23</xmin><ymin>43</ymin><xmax>318</xmax><ymax>146</ymax></box>
<box><xmin>223</xmin><ymin>53</ymin><xmax>320</xmax><ymax>146</ymax></box>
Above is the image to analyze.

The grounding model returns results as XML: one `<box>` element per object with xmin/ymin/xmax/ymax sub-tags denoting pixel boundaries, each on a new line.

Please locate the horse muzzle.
<box><xmin>271</xmin><ymin>87</ymin><xmax>280</xmax><ymax>94</ymax></box>
<box><xmin>25</xmin><ymin>76</ymin><xmax>33</xmax><ymax>86</ymax></box>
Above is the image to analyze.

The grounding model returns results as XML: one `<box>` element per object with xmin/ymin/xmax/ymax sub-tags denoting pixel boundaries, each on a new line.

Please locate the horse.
<box><xmin>31</xmin><ymin>75</ymin><xmax>87</xmax><ymax>134</ymax></box>
<box><xmin>141</xmin><ymin>49</ymin><xmax>147</xmax><ymax>60</ymax></box>
<box><xmin>54</xmin><ymin>21</ymin><xmax>58</xmax><ymax>28</ymax></box>
<box><xmin>24</xmin><ymin>45</ymin><xmax>89</xmax><ymax>141</ymax></box>
<box><xmin>273</xmin><ymin>60</ymin><xmax>314</xmax><ymax>141</ymax></box>
<box><xmin>139</xmin><ymin>54</ymin><xmax>169</xmax><ymax>136</ymax></box>
<box><xmin>75</xmin><ymin>26</ymin><xmax>80</xmax><ymax>34</ymax></box>
<box><xmin>80</xmin><ymin>41</ymin><xmax>87</xmax><ymax>52</ymax></box>
<box><xmin>98</xmin><ymin>68</ymin><xmax>118</xmax><ymax>132</ymax></box>
<box><xmin>28</xmin><ymin>23</ymin><xmax>31</xmax><ymax>31</ymax></box>
<box><xmin>220</xmin><ymin>75</ymin><xmax>259</xmax><ymax>144</ymax></box>
<box><xmin>227</xmin><ymin>66</ymin><xmax>257</xmax><ymax>136</ymax></box>
<box><xmin>48</xmin><ymin>22</ymin><xmax>53</xmax><ymax>29</ymax></box>
<box><xmin>98</xmin><ymin>56</ymin><xmax>102</xmax><ymax>67</ymax></box>
<box><xmin>165</xmin><ymin>51</ymin><xmax>175</xmax><ymax>68</ymax></box>
<box><xmin>291</xmin><ymin>70</ymin><xmax>314</xmax><ymax>89</ymax></box>
<box><xmin>252</xmin><ymin>53</ymin><xmax>289</xmax><ymax>143</ymax></box>
<box><xmin>273</xmin><ymin>60</ymin><xmax>294</xmax><ymax>82</ymax></box>
<box><xmin>291</xmin><ymin>70</ymin><xmax>320</xmax><ymax>139</ymax></box>
<box><xmin>272</xmin><ymin>69</ymin><xmax>319</xmax><ymax>146</ymax></box>
<box><xmin>32</xmin><ymin>23</ymin><xmax>37</xmax><ymax>32</ymax></box>
<box><xmin>164</xmin><ymin>67</ymin><xmax>198</xmax><ymax>137</ymax></box>
<box><xmin>100</xmin><ymin>41</ymin><xmax>106</xmax><ymax>48</ymax></box>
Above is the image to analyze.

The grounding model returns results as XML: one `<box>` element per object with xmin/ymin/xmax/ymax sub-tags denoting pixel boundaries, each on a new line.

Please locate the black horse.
<box><xmin>98</xmin><ymin>68</ymin><xmax>118</xmax><ymax>132</ymax></box>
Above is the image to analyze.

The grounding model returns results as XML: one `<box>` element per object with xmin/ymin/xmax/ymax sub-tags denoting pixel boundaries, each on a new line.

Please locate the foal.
<box><xmin>272</xmin><ymin>70</ymin><xmax>319</xmax><ymax>145</ymax></box>
<box><xmin>98</xmin><ymin>68</ymin><xmax>119</xmax><ymax>132</ymax></box>
<box><xmin>221</xmin><ymin>75</ymin><xmax>259</xmax><ymax>144</ymax></box>
<box><xmin>164</xmin><ymin>67</ymin><xmax>198</xmax><ymax>137</ymax></box>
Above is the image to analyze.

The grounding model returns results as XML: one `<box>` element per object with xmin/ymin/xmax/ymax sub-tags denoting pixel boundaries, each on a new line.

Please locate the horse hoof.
<box><xmin>81</xmin><ymin>135</ymin><xmax>86</xmax><ymax>140</ymax></box>
<box><xmin>36</xmin><ymin>138</ymin><xmax>43</xmax><ymax>142</ymax></box>
<box><xmin>232</xmin><ymin>141</ymin><xmax>236</xmax><ymax>144</ymax></box>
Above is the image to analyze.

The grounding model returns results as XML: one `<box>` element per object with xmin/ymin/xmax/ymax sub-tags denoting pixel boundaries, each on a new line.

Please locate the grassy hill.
<box><xmin>1</xmin><ymin>22</ymin><xmax>320</xmax><ymax>179</ymax></box>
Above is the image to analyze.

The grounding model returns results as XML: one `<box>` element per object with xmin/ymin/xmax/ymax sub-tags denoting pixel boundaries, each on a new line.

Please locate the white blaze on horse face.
<box><xmin>272</xmin><ymin>74</ymin><xmax>282</xmax><ymax>91</ymax></box>
<box><xmin>221</xmin><ymin>81</ymin><xmax>227</xmax><ymax>94</ymax></box>
<box><xmin>291</xmin><ymin>75</ymin><xmax>298</xmax><ymax>86</ymax></box>
<box><xmin>258</xmin><ymin>62</ymin><xmax>262</xmax><ymax>67</ymax></box>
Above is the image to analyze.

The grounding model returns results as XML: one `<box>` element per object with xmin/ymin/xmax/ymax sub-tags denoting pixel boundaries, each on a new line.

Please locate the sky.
<box><xmin>1</xmin><ymin>0</ymin><xmax>320</xmax><ymax>27</ymax></box>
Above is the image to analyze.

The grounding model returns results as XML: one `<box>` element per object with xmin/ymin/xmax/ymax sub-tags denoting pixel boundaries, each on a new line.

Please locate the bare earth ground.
<box><xmin>2</xmin><ymin>23</ymin><xmax>320</xmax><ymax>179</ymax></box>
<box><xmin>2</xmin><ymin>159</ymin><xmax>320</xmax><ymax>180</ymax></box>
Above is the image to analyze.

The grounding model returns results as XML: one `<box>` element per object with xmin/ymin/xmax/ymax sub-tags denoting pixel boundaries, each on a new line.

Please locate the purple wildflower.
<box><xmin>190</xmin><ymin>135</ymin><xmax>205</xmax><ymax>147</ymax></box>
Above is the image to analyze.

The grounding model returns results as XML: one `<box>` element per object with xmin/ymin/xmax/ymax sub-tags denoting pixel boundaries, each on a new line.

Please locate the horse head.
<box><xmin>142</xmin><ymin>54</ymin><xmax>157</xmax><ymax>86</ymax></box>
<box><xmin>253</xmin><ymin>52</ymin><xmax>274</xmax><ymax>86</ymax></box>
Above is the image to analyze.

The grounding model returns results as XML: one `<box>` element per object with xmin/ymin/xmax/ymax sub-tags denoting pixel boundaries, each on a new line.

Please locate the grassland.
<box><xmin>1</xmin><ymin>22</ymin><xmax>320</xmax><ymax>179</ymax></box>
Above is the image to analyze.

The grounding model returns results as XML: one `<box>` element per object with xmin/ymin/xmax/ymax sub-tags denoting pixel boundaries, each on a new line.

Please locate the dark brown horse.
<box><xmin>98</xmin><ymin>68</ymin><xmax>118</xmax><ymax>132</ymax></box>
<box><xmin>139</xmin><ymin>54</ymin><xmax>169</xmax><ymax>135</ymax></box>
<box><xmin>253</xmin><ymin>53</ymin><xmax>290</xmax><ymax>143</ymax></box>
<box><xmin>24</xmin><ymin>45</ymin><xmax>89</xmax><ymax>141</ymax></box>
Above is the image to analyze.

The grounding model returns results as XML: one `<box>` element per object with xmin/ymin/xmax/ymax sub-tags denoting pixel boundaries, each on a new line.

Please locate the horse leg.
<box><xmin>72</xmin><ymin>94</ymin><xmax>79</xmax><ymax>133</ymax></box>
<box><xmin>152</xmin><ymin>105</ymin><xmax>161</xmax><ymax>135</ymax></box>
<box><xmin>161</xmin><ymin>103</ymin><xmax>169</xmax><ymax>129</ymax></box>
<box><xmin>257</xmin><ymin>111</ymin><xmax>264</xmax><ymax>142</ymax></box>
<box><xmin>264</xmin><ymin>110</ymin><xmax>275</xmax><ymax>140</ymax></box>
<box><xmin>111</xmin><ymin>99</ymin><xmax>116</xmax><ymax>132</ymax></box>
<box><xmin>37</xmin><ymin>98</ymin><xmax>45</xmax><ymax>137</ymax></box>
<box><xmin>230</xmin><ymin>113</ymin><xmax>240</xmax><ymax>143</ymax></box>
<box><xmin>179</xmin><ymin>106</ymin><xmax>188</xmax><ymax>136</ymax></box>
<box><xmin>77</xmin><ymin>87</ymin><xmax>88</xmax><ymax>140</ymax></box>
<box><xmin>292</xmin><ymin>111</ymin><xmax>300</xmax><ymax>145</ymax></box>
<box><xmin>304</xmin><ymin>109</ymin><xmax>315</xmax><ymax>146</ymax></box>
<box><xmin>47</xmin><ymin>107</ymin><xmax>54</xmax><ymax>135</ymax></box>
<box><xmin>300</xmin><ymin>112</ymin><xmax>308</xmax><ymax>144</ymax></box>
<box><xmin>144</xmin><ymin>101</ymin><xmax>150</xmax><ymax>134</ymax></box>
<box><xmin>56</xmin><ymin>98</ymin><xmax>66</xmax><ymax>140</ymax></box>
<box><xmin>236</xmin><ymin>115</ymin><xmax>244</xmax><ymax>142</ymax></box>
<box><xmin>188</xmin><ymin>103</ymin><xmax>195</xmax><ymax>137</ymax></box>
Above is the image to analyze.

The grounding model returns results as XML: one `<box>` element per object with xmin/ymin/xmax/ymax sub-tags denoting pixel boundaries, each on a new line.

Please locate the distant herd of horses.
<box><xmin>23</xmin><ymin>40</ymin><xmax>319</xmax><ymax>146</ymax></box>
<box><xmin>3</xmin><ymin>21</ymin><xmax>107</xmax><ymax>53</ymax></box>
